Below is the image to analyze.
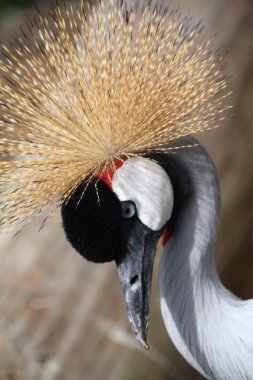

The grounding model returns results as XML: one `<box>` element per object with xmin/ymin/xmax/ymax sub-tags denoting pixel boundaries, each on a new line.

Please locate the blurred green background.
<box><xmin>0</xmin><ymin>0</ymin><xmax>32</xmax><ymax>20</ymax></box>
<box><xmin>0</xmin><ymin>1</ymin><xmax>252</xmax><ymax>380</ymax></box>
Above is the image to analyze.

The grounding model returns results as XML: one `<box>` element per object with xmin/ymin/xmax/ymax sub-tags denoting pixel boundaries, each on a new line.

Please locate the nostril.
<box><xmin>130</xmin><ymin>274</ymin><xmax>139</xmax><ymax>286</ymax></box>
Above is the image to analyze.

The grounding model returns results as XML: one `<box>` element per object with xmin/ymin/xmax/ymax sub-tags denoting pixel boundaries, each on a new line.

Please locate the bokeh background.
<box><xmin>0</xmin><ymin>0</ymin><xmax>252</xmax><ymax>379</ymax></box>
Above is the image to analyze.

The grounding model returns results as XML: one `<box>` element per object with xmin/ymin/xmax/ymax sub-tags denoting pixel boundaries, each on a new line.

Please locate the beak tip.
<box><xmin>134</xmin><ymin>330</ymin><xmax>150</xmax><ymax>350</ymax></box>
<box><xmin>137</xmin><ymin>336</ymin><xmax>149</xmax><ymax>350</ymax></box>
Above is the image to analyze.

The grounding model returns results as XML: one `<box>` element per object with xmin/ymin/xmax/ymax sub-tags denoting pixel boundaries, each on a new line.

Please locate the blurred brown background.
<box><xmin>0</xmin><ymin>0</ymin><xmax>253</xmax><ymax>379</ymax></box>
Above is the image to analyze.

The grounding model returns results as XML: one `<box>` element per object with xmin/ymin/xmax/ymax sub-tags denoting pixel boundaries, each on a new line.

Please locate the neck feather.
<box><xmin>158</xmin><ymin>138</ymin><xmax>253</xmax><ymax>380</ymax></box>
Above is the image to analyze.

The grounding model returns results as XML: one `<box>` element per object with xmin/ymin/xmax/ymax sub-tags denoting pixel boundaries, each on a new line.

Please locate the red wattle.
<box><xmin>97</xmin><ymin>158</ymin><xmax>127</xmax><ymax>189</ymax></box>
<box><xmin>162</xmin><ymin>229</ymin><xmax>171</xmax><ymax>247</ymax></box>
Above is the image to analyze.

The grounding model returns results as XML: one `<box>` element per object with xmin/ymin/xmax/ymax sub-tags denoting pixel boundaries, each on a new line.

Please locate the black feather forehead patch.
<box><xmin>61</xmin><ymin>179</ymin><xmax>122</xmax><ymax>263</ymax></box>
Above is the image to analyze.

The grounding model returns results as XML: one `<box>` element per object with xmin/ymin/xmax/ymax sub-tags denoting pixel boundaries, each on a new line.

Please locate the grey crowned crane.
<box><xmin>1</xmin><ymin>0</ymin><xmax>249</xmax><ymax>379</ymax></box>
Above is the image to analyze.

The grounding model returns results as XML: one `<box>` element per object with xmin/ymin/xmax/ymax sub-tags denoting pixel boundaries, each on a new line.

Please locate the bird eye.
<box><xmin>122</xmin><ymin>202</ymin><xmax>136</xmax><ymax>219</ymax></box>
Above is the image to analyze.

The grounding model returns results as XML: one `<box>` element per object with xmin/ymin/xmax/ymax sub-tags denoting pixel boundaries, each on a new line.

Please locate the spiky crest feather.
<box><xmin>0</xmin><ymin>0</ymin><xmax>230</xmax><ymax>232</ymax></box>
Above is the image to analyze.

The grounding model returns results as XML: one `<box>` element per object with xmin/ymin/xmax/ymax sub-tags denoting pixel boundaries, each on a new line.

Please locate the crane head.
<box><xmin>0</xmin><ymin>0</ymin><xmax>230</xmax><ymax>354</ymax></box>
<box><xmin>61</xmin><ymin>157</ymin><xmax>174</xmax><ymax>348</ymax></box>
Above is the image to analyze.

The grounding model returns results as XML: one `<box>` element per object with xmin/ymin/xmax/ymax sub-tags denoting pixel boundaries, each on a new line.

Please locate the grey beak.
<box><xmin>116</xmin><ymin>219</ymin><xmax>161</xmax><ymax>349</ymax></box>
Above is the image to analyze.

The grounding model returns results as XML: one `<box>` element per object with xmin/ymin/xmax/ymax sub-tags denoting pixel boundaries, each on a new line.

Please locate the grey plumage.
<box><xmin>159</xmin><ymin>138</ymin><xmax>253</xmax><ymax>380</ymax></box>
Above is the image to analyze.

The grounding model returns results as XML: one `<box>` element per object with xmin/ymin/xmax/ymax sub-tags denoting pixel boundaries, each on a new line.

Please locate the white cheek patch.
<box><xmin>112</xmin><ymin>157</ymin><xmax>174</xmax><ymax>231</ymax></box>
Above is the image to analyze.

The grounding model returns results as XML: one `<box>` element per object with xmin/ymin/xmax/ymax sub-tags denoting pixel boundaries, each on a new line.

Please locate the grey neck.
<box><xmin>159</xmin><ymin>137</ymin><xmax>221</xmax><ymax>278</ymax></box>
<box><xmin>157</xmin><ymin>138</ymin><xmax>244</xmax><ymax>380</ymax></box>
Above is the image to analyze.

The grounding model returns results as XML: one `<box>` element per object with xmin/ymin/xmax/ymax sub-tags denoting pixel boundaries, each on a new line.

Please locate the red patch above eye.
<box><xmin>162</xmin><ymin>228</ymin><xmax>171</xmax><ymax>247</ymax></box>
<box><xmin>96</xmin><ymin>158</ymin><xmax>127</xmax><ymax>189</ymax></box>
